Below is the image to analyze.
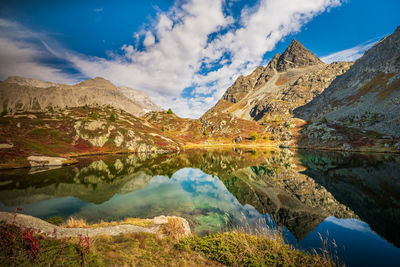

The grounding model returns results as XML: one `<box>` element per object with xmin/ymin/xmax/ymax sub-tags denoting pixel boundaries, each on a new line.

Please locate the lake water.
<box><xmin>0</xmin><ymin>149</ymin><xmax>399</xmax><ymax>266</ymax></box>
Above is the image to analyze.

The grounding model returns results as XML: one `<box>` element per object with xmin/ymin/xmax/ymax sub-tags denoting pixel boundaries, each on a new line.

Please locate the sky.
<box><xmin>0</xmin><ymin>0</ymin><xmax>399</xmax><ymax>118</ymax></box>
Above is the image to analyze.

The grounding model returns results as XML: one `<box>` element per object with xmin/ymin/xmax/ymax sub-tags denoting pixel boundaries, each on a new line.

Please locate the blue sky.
<box><xmin>0</xmin><ymin>0</ymin><xmax>399</xmax><ymax>118</ymax></box>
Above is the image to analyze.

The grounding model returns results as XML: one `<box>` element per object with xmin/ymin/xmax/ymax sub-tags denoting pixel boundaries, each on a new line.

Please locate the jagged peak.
<box><xmin>276</xmin><ymin>39</ymin><xmax>323</xmax><ymax>72</ymax></box>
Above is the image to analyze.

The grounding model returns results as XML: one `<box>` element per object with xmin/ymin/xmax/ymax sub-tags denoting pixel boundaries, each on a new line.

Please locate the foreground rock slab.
<box><xmin>0</xmin><ymin>212</ymin><xmax>191</xmax><ymax>238</ymax></box>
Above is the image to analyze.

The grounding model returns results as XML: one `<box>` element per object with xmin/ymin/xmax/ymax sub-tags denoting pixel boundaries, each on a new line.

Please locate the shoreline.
<box><xmin>1</xmin><ymin>143</ymin><xmax>399</xmax><ymax>171</ymax></box>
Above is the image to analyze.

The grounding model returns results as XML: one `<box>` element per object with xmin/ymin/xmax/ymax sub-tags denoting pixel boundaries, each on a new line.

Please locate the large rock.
<box><xmin>27</xmin><ymin>156</ymin><xmax>76</xmax><ymax>167</ymax></box>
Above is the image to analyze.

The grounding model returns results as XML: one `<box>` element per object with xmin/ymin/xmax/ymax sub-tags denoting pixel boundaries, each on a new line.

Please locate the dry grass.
<box><xmin>159</xmin><ymin>217</ymin><xmax>188</xmax><ymax>241</ymax></box>
<box><xmin>63</xmin><ymin>217</ymin><xmax>154</xmax><ymax>228</ymax></box>
<box><xmin>348</xmin><ymin>72</ymin><xmax>398</xmax><ymax>103</ymax></box>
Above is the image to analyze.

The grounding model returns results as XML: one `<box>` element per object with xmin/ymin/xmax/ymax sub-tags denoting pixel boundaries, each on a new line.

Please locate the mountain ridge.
<box><xmin>0</xmin><ymin>76</ymin><xmax>161</xmax><ymax>116</ymax></box>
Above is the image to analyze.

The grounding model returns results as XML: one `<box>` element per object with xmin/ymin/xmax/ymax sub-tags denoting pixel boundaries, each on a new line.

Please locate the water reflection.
<box><xmin>0</xmin><ymin>149</ymin><xmax>399</xmax><ymax>265</ymax></box>
<box><xmin>298</xmin><ymin>150</ymin><xmax>400</xmax><ymax>247</ymax></box>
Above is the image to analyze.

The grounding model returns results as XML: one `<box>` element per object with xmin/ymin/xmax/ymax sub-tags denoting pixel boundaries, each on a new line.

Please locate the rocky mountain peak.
<box><xmin>78</xmin><ymin>77</ymin><xmax>116</xmax><ymax>89</ymax></box>
<box><xmin>276</xmin><ymin>39</ymin><xmax>323</xmax><ymax>72</ymax></box>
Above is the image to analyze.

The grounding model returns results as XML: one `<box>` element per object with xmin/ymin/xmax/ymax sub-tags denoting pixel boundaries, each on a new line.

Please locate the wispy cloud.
<box><xmin>321</xmin><ymin>37</ymin><xmax>382</xmax><ymax>63</ymax></box>
<box><xmin>93</xmin><ymin>8</ymin><xmax>103</xmax><ymax>13</ymax></box>
<box><xmin>0</xmin><ymin>19</ymin><xmax>80</xmax><ymax>84</ymax></box>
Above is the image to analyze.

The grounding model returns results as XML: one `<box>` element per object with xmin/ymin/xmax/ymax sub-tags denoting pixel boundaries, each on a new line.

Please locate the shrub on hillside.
<box><xmin>91</xmin><ymin>111</ymin><xmax>99</xmax><ymax>120</ymax></box>
<box><xmin>109</xmin><ymin>113</ymin><xmax>117</xmax><ymax>122</ymax></box>
<box><xmin>249</xmin><ymin>132</ymin><xmax>258</xmax><ymax>140</ymax></box>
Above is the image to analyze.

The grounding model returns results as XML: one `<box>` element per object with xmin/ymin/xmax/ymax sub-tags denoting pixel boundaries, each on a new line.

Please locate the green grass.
<box><xmin>23</xmin><ymin>141</ymin><xmax>59</xmax><ymax>157</ymax></box>
<box><xmin>178</xmin><ymin>232</ymin><xmax>338</xmax><ymax>266</ymax></box>
<box><xmin>0</xmin><ymin>222</ymin><xmax>100</xmax><ymax>266</ymax></box>
<box><xmin>1</xmin><ymin>220</ymin><xmax>338</xmax><ymax>267</ymax></box>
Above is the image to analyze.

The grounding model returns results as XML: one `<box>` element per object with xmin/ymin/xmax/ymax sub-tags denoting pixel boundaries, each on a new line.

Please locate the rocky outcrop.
<box><xmin>0</xmin><ymin>77</ymin><xmax>160</xmax><ymax>116</ymax></box>
<box><xmin>27</xmin><ymin>156</ymin><xmax>77</xmax><ymax>167</ymax></box>
<box><xmin>295</xmin><ymin>26</ymin><xmax>400</xmax><ymax>138</ymax></box>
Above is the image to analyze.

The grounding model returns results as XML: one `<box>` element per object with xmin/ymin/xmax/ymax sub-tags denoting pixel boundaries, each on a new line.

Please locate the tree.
<box><xmin>91</xmin><ymin>111</ymin><xmax>98</xmax><ymax>120</ymax></box>
<box><xmin>167</xmin><ymin>108</ymin><xmax>174</xmax><ymax>114</ymax></box>
<box><xmin>109</xmin><ymin>113</ymin><xmax>117</xmax><ymax>122</ymax></box>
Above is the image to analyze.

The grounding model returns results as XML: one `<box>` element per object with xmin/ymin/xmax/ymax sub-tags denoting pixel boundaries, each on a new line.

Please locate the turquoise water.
<box><xmin>0</xmin><ymin>149</ymin><xmax>399</xmax><ymax>266</ymax></box>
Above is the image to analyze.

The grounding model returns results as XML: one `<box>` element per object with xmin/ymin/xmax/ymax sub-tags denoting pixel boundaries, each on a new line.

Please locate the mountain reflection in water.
<box><xmin>0</xmin><ymin>149</ymin><xmax>399</xmax><ymax>266</ymax></box>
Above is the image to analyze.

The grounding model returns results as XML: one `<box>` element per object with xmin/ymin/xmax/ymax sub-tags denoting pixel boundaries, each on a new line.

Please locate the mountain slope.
<box><xmin>295</xmin><ymin>26</ymin><xmax>400</xmax><ymax>138</ymax></box>
<box><xmin>0</xmin><ymin>77</ymin><xmax>161</xmax><ymax>116</ymax></box>
<box><xmin>118</xmin><ymin>86</ymin><xmax>163</xmax><ymax>113</ymax></box>
<box><xmin>202</xmin><ymin>39</ymin><xmax>352</xmax><ymax>122</ymax></box>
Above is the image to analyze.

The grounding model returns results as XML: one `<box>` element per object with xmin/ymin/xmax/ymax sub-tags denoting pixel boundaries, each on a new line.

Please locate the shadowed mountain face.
<box><xmin>295</xmin><ymin>26</ymin><xmax>400</xmax><ymax>138</ymax></box>
<box><xmin>3</xmin><ymin>148</ymin><xmax>392</xmax><ymax>242</ymax></box>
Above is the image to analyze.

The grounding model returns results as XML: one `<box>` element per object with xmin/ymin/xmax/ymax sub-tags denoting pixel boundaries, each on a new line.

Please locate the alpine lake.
<box><xmin>0</xmin><ymin>148</ymin><xmax>399</xmax><ymax>266</ymax></box>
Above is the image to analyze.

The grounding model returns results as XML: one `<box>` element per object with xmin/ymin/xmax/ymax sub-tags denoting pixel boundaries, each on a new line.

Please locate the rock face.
<box><xmin>0</xmin><ymin>77</ymin><xmax>160</xmax><ymax>116</ymax></box>
<box><xmin>202</xmin><ymin>39</ymin><xmax>352</xmax><ymax>122</ymax></box>
<box><xmin>118</xmin><ymin>86</ymin><xmax>163</xmax><ymax>113</ymax></box>
<box><xmin>295</xmin><ymin>26</ymin><xmax>400</xmax><ymax>137</ymax></box>
<box><xmin>276</xmin><ymin>39</ymin><xmax>323</xmax><ymax>72</ymax></box>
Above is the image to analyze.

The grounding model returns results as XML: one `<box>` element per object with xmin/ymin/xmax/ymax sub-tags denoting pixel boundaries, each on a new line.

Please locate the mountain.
<box><xmin>118</xmin><ymin>86</ymin><xmax>163</xmax><ymax>113</ymax></box>
<box><xmin>0</xmin><ymin>76</ymin><xmax>161</xmax><ymax>116</ymax></box>
<box><xmin>202</xmin><ymin>39</ymin><xmax>352</xmax><ymax>122</ymax></box>
<box><xmin>295</xmin><ymin>26</ymin><xmax>400</xmax><ymax>138</ymax></box>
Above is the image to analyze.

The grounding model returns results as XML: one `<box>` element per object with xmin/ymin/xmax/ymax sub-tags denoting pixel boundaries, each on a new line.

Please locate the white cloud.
<box><xmin>93</xmin><ymin>8</ymin><xmax>103</xmax><ymax>13</ymax></box>
<box><xmin>321</xmin><ymin>38</ymin><xmax>380</xmax><ymax>63</ymax></box>
<box><xmin>0</xmin><ymin>19</ymin><xmax>79</xmax><ymax>84</ymax></box>
<box><xmin>62</xmin><ymin>0</ymin><xmax>342</xmax><ymax>118</ymax></box>
<box><xmin>0</xmin><ymin>0</ymin><xmax>344</xmax><ymax>118</ymax></box>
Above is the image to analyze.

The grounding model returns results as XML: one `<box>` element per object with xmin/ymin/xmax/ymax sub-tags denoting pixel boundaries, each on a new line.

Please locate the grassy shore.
<box><xmin>0</xmin><ymin>217</ymin><xmax>338</xmax><ymax>267</ymax></box>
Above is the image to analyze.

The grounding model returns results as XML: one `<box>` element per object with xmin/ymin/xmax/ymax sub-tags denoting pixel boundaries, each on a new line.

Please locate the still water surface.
<box><xmin>0</xmin><ymin>149</ymin><xmax>399</xmax><ymax>266</ymax></box>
